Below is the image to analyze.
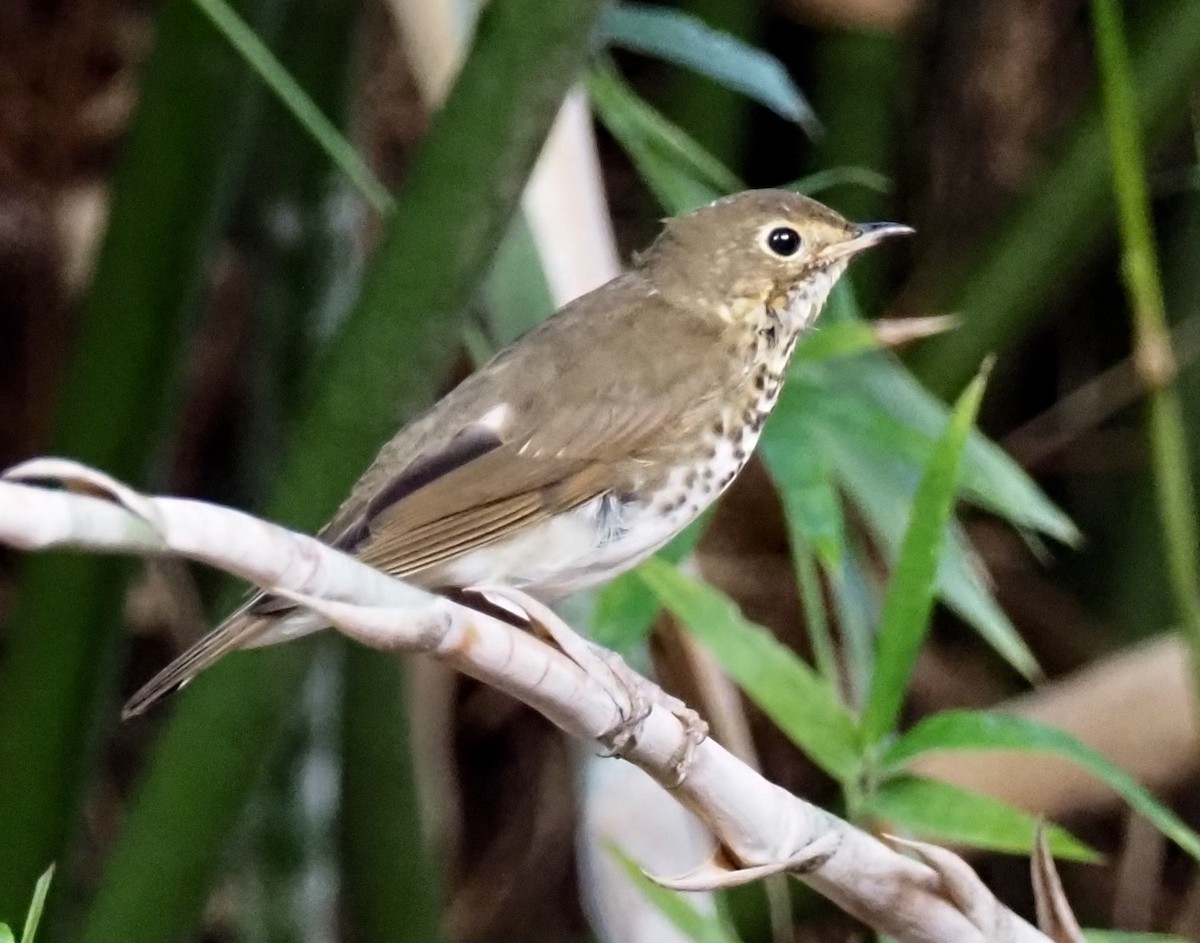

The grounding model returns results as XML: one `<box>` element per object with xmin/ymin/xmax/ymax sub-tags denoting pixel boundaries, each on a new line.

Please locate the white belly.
<box><xmin>437</xmin><ymin>495</ymin><xmax>681</xmax><ymax>600</ymax></box>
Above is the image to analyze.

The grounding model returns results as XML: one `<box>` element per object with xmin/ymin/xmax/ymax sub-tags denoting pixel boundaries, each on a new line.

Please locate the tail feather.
<box><xmin>121</xmin><ymin>602</ymin><xmax>271</xmax><ymax>720</ymax></box>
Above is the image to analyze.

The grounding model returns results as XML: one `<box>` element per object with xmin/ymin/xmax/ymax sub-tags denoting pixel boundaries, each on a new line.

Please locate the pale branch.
<box><xmin>0</xmin><ymin>458</ymin><xmax>1053</xmax><ymax>943</ymax></box>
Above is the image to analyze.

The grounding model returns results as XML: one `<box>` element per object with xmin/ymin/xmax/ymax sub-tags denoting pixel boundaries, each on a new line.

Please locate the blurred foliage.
<box><xmin>2</xmin><ymin>0</ymin><xmax>1200</xmax><ymax>941</ymax></box>
<box><xmin>0</xmin><ymin>0</ymin><xmax>288</xmax><ymax>920</ymax></box>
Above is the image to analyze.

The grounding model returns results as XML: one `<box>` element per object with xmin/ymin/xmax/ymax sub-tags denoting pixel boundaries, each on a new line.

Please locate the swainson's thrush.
<box><xmin>124</xmin><ymin>189</ymin><xmax>910</xmax><ymax>718</ymax></box>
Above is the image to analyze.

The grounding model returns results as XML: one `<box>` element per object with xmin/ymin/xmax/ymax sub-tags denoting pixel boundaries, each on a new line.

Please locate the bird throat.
<box><xmin>644</xmin><ymin>269</ymin><xmax>837</xmax><ymax>536</ymax></box>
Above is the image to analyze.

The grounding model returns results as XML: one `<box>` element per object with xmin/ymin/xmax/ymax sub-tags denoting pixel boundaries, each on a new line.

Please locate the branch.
<box><xmin>0</xmin><ymin>458</ymin><xmax>1051</xmax><ymax>943</ymax></box>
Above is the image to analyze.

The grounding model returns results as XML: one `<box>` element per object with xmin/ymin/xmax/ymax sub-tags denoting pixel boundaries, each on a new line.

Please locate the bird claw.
<box><xmin>646</xmin><ymin>832</ymin><xmax>841</xmax><ymax>892</ymax></box>
<box><xmin>465</xmin><ymin>585</ymin><xmax>707</xmax><ymax>774</ymax></box>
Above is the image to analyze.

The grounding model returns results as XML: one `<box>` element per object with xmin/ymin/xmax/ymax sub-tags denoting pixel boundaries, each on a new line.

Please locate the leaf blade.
<box><xmin>863</xmin><ymin>368</ymin><xmax>989</xmax><ymax>741</ymax></box>
<box><xmin>599</xmin><ymin>2</ymin><xmax>819</xmax><ymax>135</ymax></box>
<box><xmin>18</xmin><ymin>867</ymin><xmax>53</xmax><ymax>943</ymax></box>
<box><xmin>586</xmin><ymin>65</ymin><xmax>740</xmax><ymax>215</ymax></box>
<box><xmin>866</xmin><ymin>776</ymin><xmax>1098</xmax><ymax>862</ymax></box>
<box><xmin>638</xmin><ymin>558</ymin><xmax>860</xmax><ymax>780</ymax></box>
<box><xmin>881</xmin><ymin>710</ymin><xmax>1200</xmax><ymax>861</ymax></box>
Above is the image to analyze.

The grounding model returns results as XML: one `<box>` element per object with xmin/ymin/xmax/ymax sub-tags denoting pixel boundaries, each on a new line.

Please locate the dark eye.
<box><xmin>766</xmin><ymin>226</ymin><xmax>802</xmax><ymax>257</ymax></box>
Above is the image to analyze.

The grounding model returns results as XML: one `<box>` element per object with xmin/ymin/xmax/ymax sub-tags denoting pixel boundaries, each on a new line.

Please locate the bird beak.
<box><xmin>821</xmin><ymin>221</ymin><xmax>914</xmax><ymax>262</ymax></box>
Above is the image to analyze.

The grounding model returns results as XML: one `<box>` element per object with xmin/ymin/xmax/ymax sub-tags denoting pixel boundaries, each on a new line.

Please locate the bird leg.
<box><xmin>465</xmin><ymin>584</ymin><xmax>708</xmax><ymax>779</ymax></box>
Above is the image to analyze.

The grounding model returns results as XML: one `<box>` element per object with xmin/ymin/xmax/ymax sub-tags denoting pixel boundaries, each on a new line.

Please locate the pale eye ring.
<box><xmin>765</xmin><ymin>226</ymin><xmax>802</xmax><ymax>257</ymax></box>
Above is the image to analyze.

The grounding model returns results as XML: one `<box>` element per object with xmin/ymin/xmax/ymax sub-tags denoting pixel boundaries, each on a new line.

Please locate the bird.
<box><xmin>123</xmin><ymin>189</ymin><xmax>911</xmax><ymax>719</ymax></box>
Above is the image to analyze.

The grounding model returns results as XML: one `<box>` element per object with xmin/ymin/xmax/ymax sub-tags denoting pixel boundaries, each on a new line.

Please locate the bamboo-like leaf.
<box><xmin>786</xmin><ymin>166</ymin><xmax>892</xmax><ymax>197</ymax></box>
<box><xmin>881</xmin><ymin>710</ymin><xmax>1200</xmax><ymax>861</ymax></box>
<box><xmin>638</xmin><ymin>558</ymin><xmax>860</xmax><ymax>781</ymax></box>
<box><xmin>17</xmin><ymin>868</ymin><xmax>52</xmax><ymax>943</ymax></box>
<box><xmin>759</xmin><ymin>420</ymin><xmax>845</xmax><ymax>570</ymax></box>
<box><xmin>586</xmin><ymin>65</ymin><xmax>740</xmax><ymax>215</ymax></box>
<box><xmin>805</xmin><ymin>283</ymin><xmax>1080</xmax><ymax>546</ymax></box>
<box><xmin>190</xmin><ymin>0</ymin><xmax>391</xmax><ymax>211</ymax></box>
<box><xmin>791</xmin><ymin>320</ymin><xmax>880</xmax><ymax>365</ymax></box>
<box><xmin>808</xmin><ymin>387</ymin><xmax>1041</xmax><ymax>680</ymax></box>
<box><xmin>865</xmin><ymin>776</ymin><xmax>1098</xmax><ymax>862</ymax></box>
<box><xmin>598</xmin><ymin>2</ymin><xmax>819</xmax><ymax>136</ymax></box>
<box><xmin>591</xmin><ymin>514</ymin><xmax>709</xmax><ymax>652</ymax></box>
<box><xmin>862</xmin><ymin>368</ymin><xmax>988</xmax><ymax>741</ymax></box>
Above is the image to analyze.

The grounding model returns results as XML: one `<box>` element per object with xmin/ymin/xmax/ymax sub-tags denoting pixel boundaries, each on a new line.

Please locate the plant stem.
<box><xmin>911</xmin><ymin>0</ymin><xmax>1200</xmax><ymax>397</ymax></box>
<box><xmin>1090</xmin><ymin>0</ymin><xmax>1200</xmax><ymax>698</ymax></box>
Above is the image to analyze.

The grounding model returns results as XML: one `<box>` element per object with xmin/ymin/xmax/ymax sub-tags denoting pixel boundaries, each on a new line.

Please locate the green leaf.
<box><xmin>483</xmin><ymin>213</ymin><xmax>557</xmax><ymax>347</ymax></box>
<box><xmin>791</xmin><ymin>320</ymin><xmax>881</xmax><ymax>365</ymax></box>
<box><xmin>760</xmin><ymin>422</ymin><xmax>845</xmax><ymax>569</ymax></box>
<box><xmin>1084</xmin><ymin>933</ymin><xmax>1192</xmax><ymax>943</ymax></box>
<box><xmin>806</xmin><ymin>283</ymin><xmax>1079</xmax><ymax>547</ymax></box>
<box><xmin>837</xmin><ymin>353</ymin><xmax>1081</xmax><ymax>546</ymax></box>
<box><xmin>586</xmin><ymin>65</ymin><xmax>740</xmax><ymax>215</ymax></box>
<box><xmin>638</xmin><ymin>558</ymin><xmax>860</xmax><ymax>780</ymax></box>
<box><xmin>881</xmin><ymin>711</ymin><xmax>1200</xmax><ymax>861</ymax></box>
<box><xmin>591</xmin><ymin>514</ymin><xmax>710</xmax><ymax>652</ymax></box>
<box><xmin>865</xmin><ymin>776</ymin><xmax>1099</xmax><ymax>862</ymax></box>
<box><xmin>0</xmin><ymin>926</ymin><xmax>12</xmax><ymax>943</ymax></box>
<box><xmin>862</xmin><ymin>368</ymin><xmax>989</xmax><ymax>741</ymax></box>
<box><xmin>787</xmin><ymin>166</ymin><xmax>893</xmax><ymax>197</ymax></box>
<box><xmin>608</xmin><ymin>845</ymin><xmax>743</xmax><ymax>943</ymax></box>
<box><xmin>598</xmin><ymin>2</ymin><xmax>818</xmax><ymax>136</ymax></box>
<box><xmin>811</xmin><ymin>400</ymin><xmax>1040</xmax><ymax>680</ymax></box>
<box><xmin>191</xmin><ymin>0</ymin><xmax>391</xmax><ymax>211</ymax></box>
<box><xmin>18</xmin><ymin>868</ymin><xmax>52</xmax><ymax>943</ymax></box>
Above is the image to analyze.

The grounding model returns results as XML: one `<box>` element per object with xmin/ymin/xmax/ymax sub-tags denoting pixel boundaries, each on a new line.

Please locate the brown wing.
<box><xmin>347</xmin><ymin>401</ymin><xmax>679</xmax><ymax>581</ymax></box>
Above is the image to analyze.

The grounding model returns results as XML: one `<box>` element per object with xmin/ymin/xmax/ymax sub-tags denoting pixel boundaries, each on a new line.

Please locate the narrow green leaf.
<box><xmin>760</xmin><ymin>413</ymin><xmax>846</xmax><ymax>569</ymax></box>
<box><xmin>881</xmin><ymin>711</ymin><xmax>1200</xmax><ymax>861</ymax></box>
<box><xmin>791</xmin><ymin>321</ymin><xmax>880</xmax><ymax>365</ymax></box>
<box><xmin>609</xmin><ymin>845</ymin><xmax>742</xmax><ymax>943</ymax></box>
<box><xmin>586</xmin><ymin>65</ymin><xmax>740</xmax><ymax>215</ymax></box>
<box><xmin>191</xmin><ymin>0</ymin><xmax>392</xmax><ymax>211</ymax></box>
<box><xmin>599</xmin><ymin>2</ymin><xmax>818</xmax><ymax>136</ymax></box>
<box><xmin>803</xmin><ymin>356</ymin><xmax>1080</xmax><ymax>549</ymax></box>
<box><xmin>591</xmin><ymin>513</ymin><xmax>710</xmax><ymax>652</ymax></box>
<box><xmin>863</xmin><ymin>368</ymin><xmax>989</xmax><ymax>741</ymax></box>
<box><xmin>811</xmin><ymin>398</ymin><xmax>1040</xmax><ymax>679</ymax></box>
<box><xmin>18</xmin><ymin>868</ymin><xmax>53</xmax><ymax>943</ymax></box>
<box><xmin>1084</xmin><ymin>933</ymin><xmax>1191</xmax><ymax>943</ymax></box>
<box><xmin>803</xmin><ymin>283</ymin><xmax>1079</xmax><ymax>547</ymax></box>
<box><xmin>829</xmin><ymin>541</ymin><xmax>879</xmax><ymax>710</ymax></box>
<box><xmin>787</xmin><ymin>166</ymin><xmax>892</xmax><ymax>197</ymax></box>
<box><xmin>638</xmin><ymin>558</ymin><xmax>860</xmax><ymax>780</ymax></box>
<box><xmin>483</xmin><ymin>214</ymin><xmax>557</xmax><ymax>348</ymax></box>
<box><xmin>866</xmin><ymin>776</ymin><xmax>1098</xmax><ymax>862</ymax></box>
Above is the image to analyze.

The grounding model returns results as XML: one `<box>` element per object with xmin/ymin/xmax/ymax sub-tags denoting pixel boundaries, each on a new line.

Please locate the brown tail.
<box><xmin>121</xmin><ymin>601</ymin><xmax>272</xmax><ymax>720</ymax></box>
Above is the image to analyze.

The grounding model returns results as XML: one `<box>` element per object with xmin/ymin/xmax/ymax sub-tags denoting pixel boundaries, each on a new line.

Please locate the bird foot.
<box><xmin>466</xmin><ymin>585</ymin><xmax>707</xmax><ymax>779</ymax></box>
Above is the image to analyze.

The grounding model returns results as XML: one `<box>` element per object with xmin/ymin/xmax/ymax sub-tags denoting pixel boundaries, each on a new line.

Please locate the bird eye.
<box><xmin>765</xmin><ymin>226</ymin><xmax>802</xmax><ymax>258</ymax></box>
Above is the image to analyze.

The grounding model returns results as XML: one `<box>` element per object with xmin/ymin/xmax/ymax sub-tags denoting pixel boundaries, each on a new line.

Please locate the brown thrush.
<box><xmin>124</xmin><ymin>189</ymin><xmax>910</xmax><ymax>718</ymax></box>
